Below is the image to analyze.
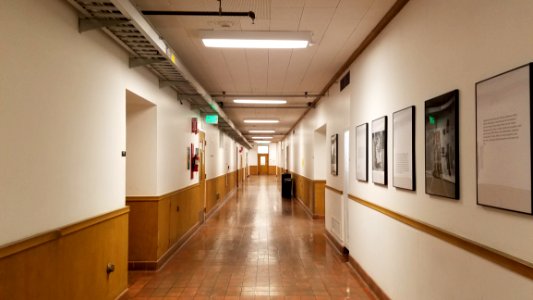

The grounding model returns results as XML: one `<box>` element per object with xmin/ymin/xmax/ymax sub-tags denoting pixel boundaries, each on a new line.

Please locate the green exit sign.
<box><xmin>205</xmin><ymin>114</ymin><xmax>218</xmax><ymax>124</ymax></box>
<box><xmin>429</xmin><ymin>115</ymin><xmax>436</xmax><ymax>125</ymax></box>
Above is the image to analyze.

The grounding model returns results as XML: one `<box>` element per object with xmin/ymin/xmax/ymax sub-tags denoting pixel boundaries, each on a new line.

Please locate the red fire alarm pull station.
<box><xmin>191</xmin><ymin>117</ymin><xmax>198</xmax><ymax>134</ymax></box>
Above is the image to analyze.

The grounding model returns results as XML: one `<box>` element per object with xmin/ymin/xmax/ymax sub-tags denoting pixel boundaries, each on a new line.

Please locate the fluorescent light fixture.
<box><xmin>255</xmin><ymin>141</ymin><xmax>271</xmax><ymax>144</ymax></box>
<box><xmin>249</xmin><ymin>130</ymin><xmax>275</xmax><ymax>133</ymax></box>
<box><xmin>244</xmin><ymin>119</ymin><xmax>279</xmax><ymax>124</ymax></box>
<box><xmin>200</xmin><ymin>31</ymin><xmax>311</xmax><ymax>49</ymax></box>
<box><xmin>234</xmin><ymin>99</ymin><xmax>287</xmax><ymax>104</ymax></box>
<box><xmin>251</xmin><ymin>136</ymin><xmax>273</xmax><ymax>140</ymax></box>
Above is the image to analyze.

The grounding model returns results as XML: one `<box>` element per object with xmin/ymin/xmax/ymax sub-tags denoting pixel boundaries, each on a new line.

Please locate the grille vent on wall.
<box><xmin>340</xmin><ymin>71</ymin><xmax>350</xmax><ymax>91</ymax></box>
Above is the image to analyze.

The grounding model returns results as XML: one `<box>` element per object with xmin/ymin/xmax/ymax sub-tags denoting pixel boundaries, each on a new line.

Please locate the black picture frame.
<box><xmin>393</xmin><ymin>106</ymin><xmax>416</xmax><ymax>191</ymax></box>
<box><xmin>475</xmin><ymin>63</ymin><xmax>533</xmax><ymax>215</ymax></box>
<box><xmin>331</xmin><ymin>133</ymin><xmax>338</xmax><ymax>176</ymax></box>
<box><xmin>372</xmin><ymin>116</ymin><xmax>388</xmax><ymax>185</ymax></box>
<box><xmin>424</xmin><ymin>89</ymin><xmax>459</xmax><ymax>199</ymax></box>
<box><xmin>356</xmin><ymin>123</ymin><xmax>369</xmax><ymax>182</ymax></box>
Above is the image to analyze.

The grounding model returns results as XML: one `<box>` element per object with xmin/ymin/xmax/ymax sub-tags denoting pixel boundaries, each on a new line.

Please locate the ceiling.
<box><xmin>129</xmin><ymin>0</ymin><xmax>397</xmax><ymax>144</ymax></box>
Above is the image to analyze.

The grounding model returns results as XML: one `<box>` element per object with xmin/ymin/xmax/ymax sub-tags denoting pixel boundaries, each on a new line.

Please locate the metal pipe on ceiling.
<box><xmin>141</xmin><ymin>10</ymin><xmax>255</xmax><ymax>23</ymax></box>
<box><xmin>211</xmin><ymin>94</ymin><xmax>321</xmax><ymax>98</ymax></box>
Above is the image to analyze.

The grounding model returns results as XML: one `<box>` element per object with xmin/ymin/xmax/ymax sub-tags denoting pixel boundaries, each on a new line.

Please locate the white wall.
<box><xmin>248</xmin><ymin>147</ymin><xmax>258</xmax><ymax>166</ymax></box>
<box><xmin>0</xmin><ymin>0</ymin><xmax>247</xmax><ymax>245</ymax></box>
<box><xmin>283</xmin><ymin>86</ymin><xmax>350</xmax><ymax>240</ymax></box>
<box><xmin>313</xmin><ymin>125</ymin><xmax>327</xmax><ymax>180</ymax></box>
<box><xmin>283</xmin><ymin>0</ymin><xmax>533</xmax><ymax>298</ymax></box>
<box><xmin>204</xmin><ymin>125</ymin><xmax>240</xmax><ymax>179</ymax></box>
<box><xmin>126</xmin><ymin>92</ymin><xmax>157</xmax><ymax>196</ymax></box>
<box><xmin>349</xmin><ymin>0</ymin><xmax>533</xmax><ymax>299</ymax></box>
<box><xmin>268</xmin><ymin>143</ymin><xmax>277</xmax><ymax>167</ymax></box>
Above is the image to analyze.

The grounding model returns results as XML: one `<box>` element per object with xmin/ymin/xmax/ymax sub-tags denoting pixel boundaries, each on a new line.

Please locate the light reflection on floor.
<box><xmin>126</xmin><ymin>175</ymin><xmax>376</xmax><ymax>299</ymax></box>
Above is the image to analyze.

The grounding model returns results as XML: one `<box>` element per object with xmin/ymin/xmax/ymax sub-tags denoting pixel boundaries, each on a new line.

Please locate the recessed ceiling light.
<box><xmin>200</xmin><ymin>31</ymin><xmax>311</xmax><ymax>49</ymax></box>
<box><xmin>255</xmin><ymin>141</ymin><xmax>271</xmax><ymax>144</ymax></box>
<box><xmin>234</xmin><ymin>99</ymin><xmax>287</xmax><ymax>104</ymax></box>
<box><xmin>244</xmin><ymin>119</ymin><xmax>279</xmax><ymax>124</ymax></box>
<box><xmin>249</xmin><ymin>130</ymin><xmax>275</xmax><ymax>133</ymax></box>
<box><xmin>251</xmin><ymin>136</ymin><xmax>273</xmax><ymax>139</ymax></box>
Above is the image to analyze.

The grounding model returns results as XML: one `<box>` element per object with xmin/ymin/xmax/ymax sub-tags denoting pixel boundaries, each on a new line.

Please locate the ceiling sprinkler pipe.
<box><xmin>141</xmin><ymin>10</ymin><xmax>256</xmax><ymax>23</ymax></box>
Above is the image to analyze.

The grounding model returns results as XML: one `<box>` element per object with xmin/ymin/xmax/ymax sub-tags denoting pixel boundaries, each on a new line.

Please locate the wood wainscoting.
<box><xmin>126</xmin><ymin>171</ymin><xmax>238</xmax><ymax>270</ymax></box>
<box><xmin>313</xmin><ymin>180</ymin><xmax>326</xmax><ymax>217</ymax></box>
<box><xmin>206</xmin><ymin>171</ymin><xmax>237</xmax><ymax>215</ymax></box>
<box><xmin>249</xmin><ymin>165</ymin><xmax>258</xmax><ymax>175</ymax></box>
<box><xmin>268</xmin><ymin>166</ymin><xmax>277</xmax><ymax>175</ymax></box>
<box><xmin>0</xmin><ymin>208</ymin><xmax>129</xmax><ymax>300</ymax></box>
<box><xmin>249</xmin><ymin>166</ymin><xmax>277</xmax><ymax>176</ymax></box>
<box><xmin>127</xmin><ymin>185</ymin><xmax>203</xmax><ymax>270</ymax></box>
<box><xmin>291</xmin><ymin>173</ymin><xmax>326</xmax><ymax>219</ymax></box>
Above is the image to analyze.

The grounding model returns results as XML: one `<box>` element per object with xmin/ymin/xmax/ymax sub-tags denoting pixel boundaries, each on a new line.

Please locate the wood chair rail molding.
<box><xmin>348</xmin><ymin>194</ymin><xmax>533</xmax><ymax>281</ymax></box>
<box><xmin>325</xmin><ymin>185</ymin><xmax>343</xmax><ymax>195</ymax></box>
<box><xmin>0</xmin><ymin>207</ymin><xmax>130</xmax><ymax>259</ymax></box>
<box><xmin>126</xmin><ymin>170</ymin><xmax>238</xmax><ymax>202</ymax></box>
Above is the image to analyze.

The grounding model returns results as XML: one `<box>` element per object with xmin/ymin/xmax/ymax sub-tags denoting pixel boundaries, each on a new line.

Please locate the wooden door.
<box><xmin>258</xmin><ymin>154</ymin><xmax>269</xmax><ymax>175</ymax></box>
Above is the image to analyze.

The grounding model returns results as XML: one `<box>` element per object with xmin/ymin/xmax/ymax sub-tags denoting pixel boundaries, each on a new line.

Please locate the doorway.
<box><xmin>342</xmin><ymin>129</ymin><xmax>350</xmax><ymax>247</ymax></box>
<box><xmin>199</xmin><ymin>132</ymin><xmax>206</xmax><ymax>221</ymax></box>
<box><xmin>258</xmin><ymin>153</ymin><xmax>269</xmax><ymax>175</ymax></box>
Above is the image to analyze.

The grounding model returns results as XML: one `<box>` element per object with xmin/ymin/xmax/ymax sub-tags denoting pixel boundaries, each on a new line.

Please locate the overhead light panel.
<box><xmin>244</xmin><ymin>119</ymin><xmax>279</xmax><ymax>124</ymax></box>
<box><xmin>249</xmin><ymin>130</ymin><xmax>275</xmax><ymax>133</ymax></box>
<box><xmin>234</xmin><ymin>99</ymin><xmax>287</xmax><ymax>104</ymax></box>
<box><xmin>255</xmin><ymin>141</ymin><xmax>271</xmax><ymax>144</ymax></box>
<box><xmin>200</xmin><ymin>31</ymin><xmax>311</xmax><ymax>49</ymax></box>
<box><xmin>251</xmin><ymin>136</ymin><xmax>273</xmax><ymax>140</ymax></box>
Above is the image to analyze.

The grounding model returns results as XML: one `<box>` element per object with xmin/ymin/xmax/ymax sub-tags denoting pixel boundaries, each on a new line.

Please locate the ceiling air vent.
<box><xmin>340</xmin><ymin>71</ymin><xmax>350</xmax><ymax>91</ymax></box>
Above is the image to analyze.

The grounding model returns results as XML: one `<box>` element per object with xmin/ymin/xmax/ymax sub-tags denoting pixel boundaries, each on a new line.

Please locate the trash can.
<box><xmin>281</xmin><ymin>173</ymin><xmax>292</xmax><ymax>198</ymax></box>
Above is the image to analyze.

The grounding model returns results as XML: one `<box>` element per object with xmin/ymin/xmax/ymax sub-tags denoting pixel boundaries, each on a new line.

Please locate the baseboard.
<box><xmin>127</xmin><ymin>187</ymin><xmax>237</xmax><ymax>271</ymax></box>
<box><xmin>295</xmin><ymin>196</ymin><xmax>314</xmax><ymax>219</ymax></box>
<box><xmin>115</xmin><ymin>288</ymin><xmax>129</xmax><ymax>300</ymax></box>
<box><xmin>324</xmin><ymin>228</ymin><xmax>346</xmax><ymax>257</ymax></box>
<box><xmin>206</xmin><ymin>188</ymin><xmax>236</xmax><ymax>221</ymax></box>
<box><xmin>128</xmin><ymin>220</ymin><xmax>203</xmax><ymax>271</ymax></box>
<box><xmin>324</xmin><ymin>228</ymin><xmax>388</xmax><ymax>299</ymax></box>
<box><xmin>347</xmin><ymin>255</ymin><xmax>390</xmax><ymax>300</ymax></box>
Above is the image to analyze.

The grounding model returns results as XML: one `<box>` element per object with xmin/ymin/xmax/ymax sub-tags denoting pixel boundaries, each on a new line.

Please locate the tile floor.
<box><xmin>125</xmin><ymin>176</ymin><xmax>376</xmax><ymax>299</ymax></box>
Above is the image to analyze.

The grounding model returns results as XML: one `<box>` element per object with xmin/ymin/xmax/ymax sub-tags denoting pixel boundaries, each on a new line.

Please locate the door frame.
<box><xmin>199</xmin><ymin>132</ymin><xmax>206</xmax><ymax>222</ymax></box>
<box><xmin>258</xmin><ymin>153</ymin><xmax>269</xmax><ymax>175</ymax></box>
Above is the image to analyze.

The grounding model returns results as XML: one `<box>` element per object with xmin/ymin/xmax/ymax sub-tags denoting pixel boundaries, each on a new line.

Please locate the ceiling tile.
<box><xmin>131</xmin><ymin>0</ymin><xmax>398</xmax><ymax>138</ymax></box>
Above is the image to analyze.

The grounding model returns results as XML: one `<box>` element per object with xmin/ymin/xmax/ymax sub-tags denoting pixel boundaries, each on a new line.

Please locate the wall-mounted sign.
<box><xmin>205</xmin><ymin>114</ymin><xmax>219</xmax><ymax>124</ymax></box>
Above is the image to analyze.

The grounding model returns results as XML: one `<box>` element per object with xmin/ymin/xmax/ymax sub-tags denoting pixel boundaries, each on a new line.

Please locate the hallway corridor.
<box><xmin>126</xmin><ymin>176</ymin><xmax>375</xmax><ymax>299</ymax></box>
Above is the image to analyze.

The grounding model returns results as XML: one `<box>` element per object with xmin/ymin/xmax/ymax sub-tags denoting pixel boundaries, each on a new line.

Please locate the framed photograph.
<box><xmin>372</xmin><ymin>116</ymin><xmax>387</xmax><ymax>185</ymax></box>
<box><xmin>331</xmin><ymin>134</ymin><xmax>338</xmax><ymax>176</ymax></box>
<box><xmin>424</xmin><ymin>90</ymin><xmax>459</xmax><ymax>199</ymax></box>
<box><xmin>393</xmin><ymin>106</ymin><xmax>416</xmax><ymax>190</ymax></box>
<box><xmin>356</xmin><ymin>123</ymin><xmax>369</xmax><ymax>182</ymax></box>
<box><xmin>476</xmin><ymin>63</ymin><xmax>533</xmax><ymax>215</ymax></box>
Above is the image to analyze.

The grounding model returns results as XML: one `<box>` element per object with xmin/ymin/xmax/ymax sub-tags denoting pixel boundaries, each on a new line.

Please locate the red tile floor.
<box><xmin>125</xmin><ymin>176</ymin><xmax>376</xmax><ymax>299</ymax></box>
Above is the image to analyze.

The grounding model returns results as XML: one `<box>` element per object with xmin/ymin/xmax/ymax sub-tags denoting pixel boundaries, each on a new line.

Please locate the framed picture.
<box><xmin>424</xmin><ymin>89</ymin><xmax>459</xmax><ymax>199</ymax></box>
<box><xmin>476</xmin><ymin>63</ymin><xmax>533</xmax><ymax>215</ymax></box>
<box><xmin>331</xmin><ymin>134</ymin><xmax>338</xmax><ymax>176</ymax></box>
<box><xmin>372</xmin><ymin>116</ymin><xmax>387</xmax><ymax>185</ymax></box>
<box><xmin>393</xmin><ymin>106</ymin><xmax>416</xmax><ymax>190</ymax></box>
<box><xmin>356</xmin><ymin>123</ymin><xmax>369</xmax><ymax>182</ymax></box>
